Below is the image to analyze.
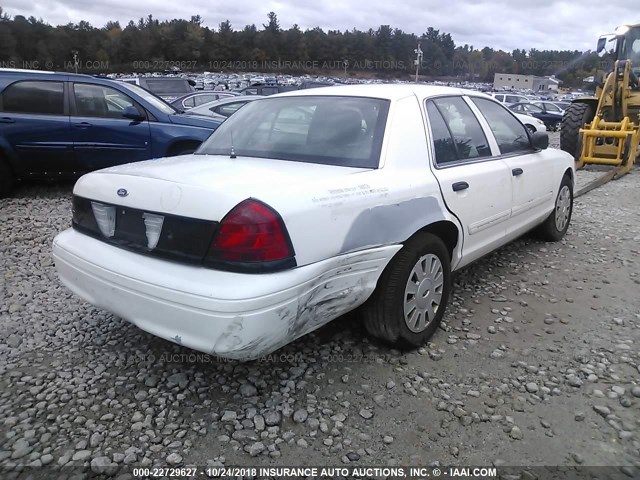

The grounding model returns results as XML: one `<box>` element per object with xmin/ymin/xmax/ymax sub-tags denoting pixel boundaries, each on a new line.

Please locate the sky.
<box><xmin>3</xmin><ymin>0</ymin><xmax>638</xmax><ymax>52</ymax></box>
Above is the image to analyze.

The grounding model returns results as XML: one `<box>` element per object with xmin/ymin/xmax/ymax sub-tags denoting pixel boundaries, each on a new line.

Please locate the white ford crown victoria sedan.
<box><xmin>53</xmin><ymin>85</ymin><xmax>575</xmax><ymax>360</ymax></box>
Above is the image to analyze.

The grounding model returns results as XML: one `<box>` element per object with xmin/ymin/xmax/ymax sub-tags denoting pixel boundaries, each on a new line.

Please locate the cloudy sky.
<box><xmin>3</xmin><ymin>0</ymin><xmax>638</xmax><ymax>51</ymax></box>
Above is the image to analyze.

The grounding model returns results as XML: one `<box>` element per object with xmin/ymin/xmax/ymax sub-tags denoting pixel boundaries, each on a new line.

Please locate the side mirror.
<box><xmin>122</xmin><ymin>106</ymin><xmax>145</xmax><ymax>121</ymax></box>
<box><xmin>531</xmin><ymin>131</ymin><xmax>549</xmax><ymax>150</ymax></box>
<box><xmin>596</xmin><ymin>37</ymin><xmax>607</xmax><ymax>54</ymax></box>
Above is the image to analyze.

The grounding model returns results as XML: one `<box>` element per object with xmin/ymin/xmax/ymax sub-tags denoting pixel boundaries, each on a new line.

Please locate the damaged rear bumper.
<box><xmin>52</xmin><ymin>229</ymin><xmax>400</xmax><ymax>360</ymax></box>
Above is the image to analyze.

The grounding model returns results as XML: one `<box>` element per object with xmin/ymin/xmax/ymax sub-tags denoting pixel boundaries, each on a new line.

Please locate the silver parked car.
<box><xmin>185</xmin><ymin>95</ymin><xmax>265</xmax><ymax>122</ymax></box>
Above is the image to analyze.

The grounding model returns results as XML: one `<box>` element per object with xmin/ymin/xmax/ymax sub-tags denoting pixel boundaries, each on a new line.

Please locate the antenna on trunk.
<box><xmin>230</xmin><ymin>130</ymin><xmax>237</xmax><ymax>159</ymax></box>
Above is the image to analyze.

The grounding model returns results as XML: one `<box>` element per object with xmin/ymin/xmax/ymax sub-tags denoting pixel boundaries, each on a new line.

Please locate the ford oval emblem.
<box><xmin>117</xmin><ymin>188</ymin><xmax>128</xmax><ymax>197</ymax></box>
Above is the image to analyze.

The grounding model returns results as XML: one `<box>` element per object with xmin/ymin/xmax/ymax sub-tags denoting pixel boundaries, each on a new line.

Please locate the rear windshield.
<box><xmin>142</xmin><ymin>79</ymin><xmax>192</xmax><ymax>94</ymax></box>
<box><xmin>196</xmin><ymin>96</ymin><xmax>390</xmax><ymax>168</ymax></box>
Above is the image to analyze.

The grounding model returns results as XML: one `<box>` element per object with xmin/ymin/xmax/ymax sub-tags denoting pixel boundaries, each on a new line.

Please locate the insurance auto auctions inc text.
<box><xmin>207</xmin><ymin>466</ymin><xmax>497</xmax><ymax>478</ymax></box>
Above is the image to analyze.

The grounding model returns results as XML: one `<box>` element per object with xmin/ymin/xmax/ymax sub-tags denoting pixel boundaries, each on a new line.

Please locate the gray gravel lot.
<box><xmin>1</xmin><ymin>133</ymin><xmax>640</xmax><ymax>478</ymax></box>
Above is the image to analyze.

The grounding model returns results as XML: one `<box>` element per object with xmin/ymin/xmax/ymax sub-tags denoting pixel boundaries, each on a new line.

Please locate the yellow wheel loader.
<box><xmin>560</xmin><ymin>24</ymin><xmax>640</xmax><ymax>195</ymax></box>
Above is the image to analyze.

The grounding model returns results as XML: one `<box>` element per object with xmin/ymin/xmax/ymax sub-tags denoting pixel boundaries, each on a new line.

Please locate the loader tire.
<box><xmin>560</xmin><ymin>103</ymin><xmax>594</xmax><ymax>160</ymax></box>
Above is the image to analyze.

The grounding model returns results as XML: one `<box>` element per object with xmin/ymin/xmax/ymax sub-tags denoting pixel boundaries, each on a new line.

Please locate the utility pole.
<box><xmin>72</xmin><ymin>51</ymin><xmax>79</xmax><ymax>74</ymax></box>
<box><xmin>343</xmin><ymin>59</ymin><xmax>349</xmax><ymax>78</ymax></box>
<box><xmin>414</xmin><ymin>43</ymin><xmax>423</xmax><ymax>83</ymax></box>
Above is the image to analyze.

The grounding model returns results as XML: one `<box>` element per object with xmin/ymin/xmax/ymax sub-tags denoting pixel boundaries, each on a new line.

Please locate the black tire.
<box><xmin>560</xmin><ymin>103</ymin><xmax>594</xmax><ymax>160</ymax></box>
<box><xmin>536</xmin><ymin>174</ymin><xmax>573</xmax><ymax>242</ymax></box>
<box><xmin>525</xmin><ymin>124</ymin><xmax>536</xmax><ymax>135</ymax></box>
<box><xmin>362</xmin><ymin>232</ymin><xmax>451</xmax><ymax>348</ymax></box>
<box><xmin>0</xmin><ymin>159</ymin><xmax>14</xmax><ymax>198</ymax></box>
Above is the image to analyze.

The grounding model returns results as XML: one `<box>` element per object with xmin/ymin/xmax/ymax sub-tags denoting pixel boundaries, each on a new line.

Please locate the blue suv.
<box><xmin>0</xmin><ymin>69</ymin><xmax>222</xmax><ymax>197</ymax></box>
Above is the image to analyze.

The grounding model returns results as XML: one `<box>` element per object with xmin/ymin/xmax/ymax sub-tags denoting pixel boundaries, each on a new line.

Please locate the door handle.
<box><xmin>512</xmin><ymin>168</ymin><xmax>524</xmax><ymax>176</ymax></box>
<box><xmin>73</xmin><ymin>122</ymin><xmax>92</xmax><ymax>128</ymax></box>
<box><xmin>0</xmin><ymin>117</ymin><xmax>15</xmax><ymax>123</ymax></box>
<box><xmin>452</xmin><ymin>181</ymin><xmax>469</xmax><ymax>192</ymax></box>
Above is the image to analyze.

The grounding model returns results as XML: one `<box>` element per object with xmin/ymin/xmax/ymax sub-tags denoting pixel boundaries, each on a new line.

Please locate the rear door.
<box><xmin>469</xmin><ymin>97</ymin><xmax>555</xmax><ymax>235</ymax></box>
<box><xmin>0</xmin><ymin>79</ymin><xmax>75</xmax><ymax>176</ymax></box>
<box><xmin>425</xmin><ymin>96</ymin><xmax>512</xmax><ymax>266</ymax></box>
<box><xmin>70</xmin><ymin>83</ymin><xmax>151</xmax><ymax>173</ymax></box>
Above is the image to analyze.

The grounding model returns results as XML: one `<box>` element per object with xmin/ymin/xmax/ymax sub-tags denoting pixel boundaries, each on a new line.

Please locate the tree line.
<box><xmin>0</xmin><ymin>9</ymin><xmax>609</xmax><ymax>87</ymax></box>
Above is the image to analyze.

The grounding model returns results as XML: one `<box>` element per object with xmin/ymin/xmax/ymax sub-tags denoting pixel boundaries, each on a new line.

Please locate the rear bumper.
<box><xmin>53</xmin><ymin>229</ymin><xmax>399</xmax><ymax>360</ymax></box>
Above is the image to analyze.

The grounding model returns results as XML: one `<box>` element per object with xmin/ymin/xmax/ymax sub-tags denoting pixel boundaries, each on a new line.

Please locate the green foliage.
<box><xmin>0</xmin><ymin>10</ymin><xmax>607</xmax><ymax>86</ymax></box>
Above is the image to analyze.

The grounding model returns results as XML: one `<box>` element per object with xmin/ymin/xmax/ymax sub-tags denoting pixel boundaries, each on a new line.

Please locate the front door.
<box><xmin>70</xmin><ymin>83</ymin><xmax>151</xmax><ymax>173</ymax></box>
<box><xmin>468</xmin><ymin>96</ymin><xmax>555</xmax><ymax>236</ymax></box>
<box><xmin>425</xmin><ymin>97</ymin><xmax>513</xmax><ymax>266</ymax></box>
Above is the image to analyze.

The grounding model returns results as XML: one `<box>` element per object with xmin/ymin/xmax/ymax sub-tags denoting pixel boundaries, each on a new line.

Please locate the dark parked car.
<box><xmin>509</xmin><ymin>102</ymin><xmax>563</xmax><ymax>131</ymax></box>
<box><xmin>120</xmin><ymin>76</ymin><xmax>195</xmax><ymax>102</ymax></box>
<box><xmin>0</xmin><ymin>69</ymin><xmax>221</xmax><ymax>197</ymax></box>
<box><xmin>170</xmin><ymin>91</ymin><xmax>239</xmax><ymax>110</ymax></box>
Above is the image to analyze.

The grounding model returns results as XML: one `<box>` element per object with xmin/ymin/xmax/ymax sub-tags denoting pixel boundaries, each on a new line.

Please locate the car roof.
<box><xmin>0</xmin><ymin>68</ymin><xmax>109</xmax><ymax>82</ymax></box>
<box><xmin>274</xmin><ymin>84</ymin><xmax>492</xmax><ymax>101</ymax></box>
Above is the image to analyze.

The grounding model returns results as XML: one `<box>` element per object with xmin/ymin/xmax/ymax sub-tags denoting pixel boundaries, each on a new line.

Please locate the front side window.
<box><xmin>542</xmin><ymin>102</ymin><xmax>562</xmax><ymax>113</ymax></box>
<box><xmin>522</xmin><ymin>103</ymin><xmax>543</xmax><ymax>113</ymax></box>
<box><xmin>1</xmin><ymin>81</ymin><xmax>64</xmax><ymax>115</ymax></box>
<box><xmin>197</xmin><ymin>96</ymin><xmax>389</xmax><ymax>168</ymax></box>
<box><xmin>74</xmin><ymin>84</ymin><xmax>138</xmax><ymax>118</ymax></box>
<box><xmin>471</xmin><ymin>97</ymin><xmax>532</xmax><ymax>154</ymax></box>
<box><xmin>428</xmin><ymin>96</ymin><xmax>491</xmax><ymax>162</ymax></box>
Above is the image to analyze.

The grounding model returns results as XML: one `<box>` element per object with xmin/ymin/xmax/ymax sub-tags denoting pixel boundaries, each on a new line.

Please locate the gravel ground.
<box><xmin>1</xmin><ymin>133</ymin><xmax>640</xmax><ymax>478</ymax></box>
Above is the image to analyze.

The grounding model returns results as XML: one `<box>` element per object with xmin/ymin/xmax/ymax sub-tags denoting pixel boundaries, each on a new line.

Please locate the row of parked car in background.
<box><xmin>0</xmin><ymin>67</ymin><xmax>581</xmax><ymax>197</ymax></box>
<box><xmin>0</xmin><ymin>66</ymin><xmax>577</xmax><ymax>358</ymax></box>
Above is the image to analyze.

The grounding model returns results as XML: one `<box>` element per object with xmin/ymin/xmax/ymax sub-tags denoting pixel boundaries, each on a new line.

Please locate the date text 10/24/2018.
<box><xmin>132</xmin><ymin>466</ymin><xmax>498</xmax><ymax>478</ymax></box>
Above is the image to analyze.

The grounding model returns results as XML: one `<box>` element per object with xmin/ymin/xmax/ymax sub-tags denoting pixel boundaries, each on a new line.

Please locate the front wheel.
<box><xmin>362</xmin><ymin>233</ymin><xmax>452</xmax><ymax>348</ymax></box>
<box><xmin>536</xmin><ymin>175</ymin><xmax>573</xmax><ymax>241</ymax></box>
<box><xmin>0</xmin><ymin>160</ymin><xmax>14</xmax><ymax>198</ymax></box>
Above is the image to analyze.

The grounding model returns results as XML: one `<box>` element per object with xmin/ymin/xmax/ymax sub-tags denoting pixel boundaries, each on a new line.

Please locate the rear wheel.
<box><xmin>560</xmin><ymin>103</ymin><xmax>594</xmax><ymax>160</ymax></box>
<box><xmin>0</xmin><ymin>158</ymin><xmax>14</xmax><ymax>198</ymax></box>
<box><xmin>536</xmin><ymin>174</ymin><xmax>573</xmax><ymax>241</ymax></box>
<box><xmin>362</xmin><ymin>233</ymin><xmax>451</xmax><ymax>348</ymax></box>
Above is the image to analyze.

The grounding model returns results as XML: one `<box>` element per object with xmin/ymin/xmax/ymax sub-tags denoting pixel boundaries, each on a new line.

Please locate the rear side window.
<box><xmin>143</xmin><ymin>79</ymin><xmax>191</xmax><ymax>94</ymax></box>
<box><xmin>471</xmin><ymin>97</ymin><xmax>532</xmax><ymax>154</ymax></box>
<box><xmin>194</xmin><ymin>94</ymin><xmax>219</xmax><ymax>106</ymax></box>
<box><xmin>1</xmin><ymin>81</ymin><xmax>64</xmax><ymax>115</ymax></box>
<box><xmin>426</xmin><ymin>103</ymin><xmax>457</xmax><ymax>164</ymax></box>
<box><xmin>429</xmin><ymin>97</ymin><xmax>491</xmax><ymax>162</ymax></box>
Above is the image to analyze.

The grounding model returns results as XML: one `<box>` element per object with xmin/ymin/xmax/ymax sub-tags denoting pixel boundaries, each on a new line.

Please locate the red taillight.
<box><xmin>208</xmin><ymin>199</ymin><xmax>294</xmax><ymax>264</ymax></box>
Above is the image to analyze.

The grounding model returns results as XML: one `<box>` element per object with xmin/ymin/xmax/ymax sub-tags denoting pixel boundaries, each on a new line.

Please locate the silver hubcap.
<box><xmin>404</xmin><ymin>254</ymin><xmax>444</xmax><ymax>333</ymax></box>
<box><xmin>555</xmin><ymin>185</ymin><xmax>571</xmax><ymax>231</ymax></box>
